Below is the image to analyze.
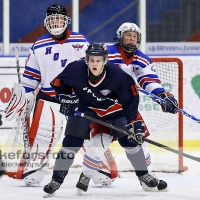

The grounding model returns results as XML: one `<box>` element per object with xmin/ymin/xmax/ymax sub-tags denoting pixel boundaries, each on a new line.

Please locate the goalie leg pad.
<box><xmin>80</xmin><ymin>122</ymin><xmax>118</xmax><ymax>185</ymax></box>
<box><xmin>82</xmin><ymin>134</ymin><xmax>112</xmax><ymax>178</ymax></box>
<box><xmin>22</xmin><ymin>100</ymin><xmax>63</xmax><ymax>185</ymax></box>
<box><xmin>92</xmin><ymin>147</ymin><xmax>118</xmax><ymax>186</ymax></box>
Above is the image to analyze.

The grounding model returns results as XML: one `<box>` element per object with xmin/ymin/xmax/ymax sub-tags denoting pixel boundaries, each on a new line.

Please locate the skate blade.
<box><xmin>43</xmin><ymin>192</ymin><xmax>55</xmax><ymax>198</ymax></box>
<box><xmin>76</xmin><ymin>188</ymin><xmax>84</xmax><ymax>196</ymax></box>
<box><xmin>141</xmin><ymin>182</ymin><xmax>158</xmax><ymax>192</ymax></box>
<box><xmin>158</xmin><ymin>187</ymin><xmax>169</xmax><ymax>192</ymax></box>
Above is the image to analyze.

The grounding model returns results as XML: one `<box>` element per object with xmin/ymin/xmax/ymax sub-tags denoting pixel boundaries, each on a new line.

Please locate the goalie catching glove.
<box><xmin>158</xmin><ymin>92</ymin><xmax>178</xmax><ymax>114</ymax></box>
<box><xmin>59</xmin><ymin>94</ymin><xmax>79</xmax><ymax>117</ymax></box>
<box><xmin>4</xmin><ymin>83</ymin><xmax>35</xmax><ymax>120</ymax></box>
<box><xmin>125</xmin><ymin>120</ymin><xmax>145</xmax><ymax>145</ymax></box>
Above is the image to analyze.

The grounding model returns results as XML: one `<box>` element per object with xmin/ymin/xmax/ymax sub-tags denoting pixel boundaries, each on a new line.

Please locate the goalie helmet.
<box><xmin>116</xmin><ymin>22</ymin><xmax>142</xmax><ymax>52</ymax></box>
<box><xmin>85</xmin><ymin>43</ymin><xmax>108</xmax><ymax>64</ymax></box>
<box><xmin>44</xmin><ymin>4</ymin><xmax>71</xmax><ymax>38</ymax></box>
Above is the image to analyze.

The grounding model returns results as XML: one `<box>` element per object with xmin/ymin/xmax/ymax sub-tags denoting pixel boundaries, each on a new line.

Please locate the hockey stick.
<box><xmin>15</xmin><ymin>48</ymin><xmax>30</xmax><ymax>161</ymax></box>
<box><xmin>75</xmin><ymin>111</ymin><xmax>200</xmax><ymax>162</ymax></box>
<box><xmin>138</xmin><ymin>88</ymin><xmax>200</xmax><ymax>123</ymax></box>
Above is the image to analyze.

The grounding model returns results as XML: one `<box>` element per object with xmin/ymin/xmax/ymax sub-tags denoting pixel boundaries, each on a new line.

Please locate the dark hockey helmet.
<box><xmin>116</xmin><ymin>22</ymin><xmax>142</xmax><ymax>52</ymax></box>
<box><xmin>46</xmin><ymin>4</ymin><xmax>67</xmax><ymax>16</ymax></box>
<box><xmin>85</xmin><ymin>43</ymin><xmax>108</xmax><ymax>64</ymax></box>
<box><xmin>44</xmin><ymin>4</ymin><xmax>71</xmax><ymax>37</ymax></box>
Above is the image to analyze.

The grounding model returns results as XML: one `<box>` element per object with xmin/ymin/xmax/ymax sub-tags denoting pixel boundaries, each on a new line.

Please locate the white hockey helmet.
<box><xmin>44</xmin><ymin>4</ymin><xmax>71</xmax><ymax>38</ymax></box>
<box><xmin>116</xmin><ymin>22</ymin><xmax>142</xmax><ymax>51</ymax></box>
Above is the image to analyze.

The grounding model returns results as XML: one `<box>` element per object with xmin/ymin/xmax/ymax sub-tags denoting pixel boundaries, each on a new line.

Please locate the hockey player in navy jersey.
<box><xmin>75</xmin><ymin>22</ymin><xmax>177</xmax><ymax>193</ymax></box>
<box><xmin>43</xmin><ymin>43</ymin><xmax>163</xmax><ymax>197</ymax></box>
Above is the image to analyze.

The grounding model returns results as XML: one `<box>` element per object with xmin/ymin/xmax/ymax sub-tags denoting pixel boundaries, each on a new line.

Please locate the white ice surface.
<box><xmin>0</xmin><ymin>152</ymin><xmax>200</xmax><ymax>200</ymax></box>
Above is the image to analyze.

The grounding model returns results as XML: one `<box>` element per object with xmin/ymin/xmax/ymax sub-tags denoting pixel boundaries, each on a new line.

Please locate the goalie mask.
<box><xmin>116</xmin><ymin>22</ymin><xmax>142</xmax><ymax>52</ymax></box>
<box><xmin>44</xmin><ymin>4</ymin><xmax>71</xmax><ymax>38</ymax></box>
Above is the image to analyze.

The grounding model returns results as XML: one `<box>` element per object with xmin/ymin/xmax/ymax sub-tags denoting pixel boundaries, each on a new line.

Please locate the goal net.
<box><xmin>146</xmin><ymin>58</ymin><xmax>184</xmax><ymax>172</ymax></box>
<box><xmin>108</xmin><ymin>57</ymin><xmax>186</xmax><ymax>173</ymax></box>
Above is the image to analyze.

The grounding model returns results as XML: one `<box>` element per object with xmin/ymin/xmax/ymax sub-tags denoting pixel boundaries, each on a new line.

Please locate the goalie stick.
<box><xmin>138</xmin><ymin>88</ymin><xmax>200</xmax><ymax>123</ymax></box>
<box><xmin>15</xmin><ymin>48</ymin><xmax>30</xmax><ymax>161</ymax></box>
<box><xmin>75</xmin><ymin>111</ymin><xmax>200</xmax><ymax>163</ymax></box>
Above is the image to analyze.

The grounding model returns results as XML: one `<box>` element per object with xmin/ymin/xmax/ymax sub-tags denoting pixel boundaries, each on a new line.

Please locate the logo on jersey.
<box><xmin>99</xmin><ymin>89</ymin><xmax>111</xmax><ymax>96</ymax></box>
<box><xmin>83</xmin><ymin>87</ymin><xmax>118</xmax><ymax>103</ymax></box>
<box><xmin>72</xmin><ymin>44</ymin><xmax>84</xmax><ymax>51</ymax></box>
<box><xmin>133</xmin><ymin>66</ymin><xmax>139</xmax><ymax>72</ymax></box>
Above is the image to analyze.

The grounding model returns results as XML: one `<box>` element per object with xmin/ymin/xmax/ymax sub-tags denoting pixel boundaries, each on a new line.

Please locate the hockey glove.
<box><xmin>125</xmin><ymin>120</ymin><xmax>145</xmax><ymax>145</ymax></box>
<box><xmin>159</xmin><ymin>92</ymin><xmax>178</xmax><ymax>114</ymax></box>
<box><xmin>59</xmin><ymin>94</ymin><xmax>79</xmax><ymax>117</ymax></box>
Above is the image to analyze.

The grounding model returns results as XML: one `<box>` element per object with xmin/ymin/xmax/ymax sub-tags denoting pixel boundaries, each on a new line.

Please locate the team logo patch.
<box><xmin>99</xmin><ymin>89</ymin><xmax>111</xmax><ymax>96</ymax></box>
<box><xmin>133</xmin><ymin>66</ymin><xmax>139</xmax><ymax>72</ymax></box>
<box><xmin>72</xmin><ymin>44</ymin><xmax>84</xmax><ymax>51</ymax></box>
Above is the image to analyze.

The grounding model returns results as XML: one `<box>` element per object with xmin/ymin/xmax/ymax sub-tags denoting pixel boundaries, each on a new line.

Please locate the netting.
<box><xmin>4</xmin><ymin>119</ymin><xmax>24</xmax><ymax>177</ymax></box>
<box><xmin>110</xmin><ymin>58</ymin><xmax>184</xmax><ymax>173</ymax></box>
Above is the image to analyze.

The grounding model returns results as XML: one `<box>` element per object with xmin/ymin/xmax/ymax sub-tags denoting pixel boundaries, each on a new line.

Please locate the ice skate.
<box><xmin>138</xmin><ymin>173</ymin><xmax>159</xmax><ymax>192</ymax></box>
<box><xmin>76</xmin><ymin>172</ymin><xmax>90</xmax><ymax>195</ymax></box>
<box><xmin>43</xmin><ymin>180</ymin><xmax>60</xmax><ymax>198</ymax></box>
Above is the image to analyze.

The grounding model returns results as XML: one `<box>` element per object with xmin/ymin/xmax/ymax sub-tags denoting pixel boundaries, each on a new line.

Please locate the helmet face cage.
<box><xmin>44</xmin><ymin>14</ymin><xmax>71</xmax><ymax>36</ymax></box>
<box><xmin>116</xmin><ymin>22</ymin><xmax>142</xmax><ymax>51</ymax></box>
<box><xmin>85</xmin><ymin>43</ymin><xmax>108</xmax><ymax>65</ymax></box>
<box><xmin>44</xmin><ymin>4</ymin><xmax>71</xmax><ymax>36</ymax></box>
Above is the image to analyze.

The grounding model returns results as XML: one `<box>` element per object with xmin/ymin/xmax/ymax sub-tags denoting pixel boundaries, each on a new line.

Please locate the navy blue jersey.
<box><xmin>51</xmin><ymin>60</ymin><xmax>139</xmax><ymax>123</ymax></box>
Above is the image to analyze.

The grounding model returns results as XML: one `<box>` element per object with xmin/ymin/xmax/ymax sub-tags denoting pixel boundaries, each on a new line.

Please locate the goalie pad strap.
<box><xmin>104</xmin><ymin>148</ymin><xmax>118</xmax><ymax>179</ymax></box>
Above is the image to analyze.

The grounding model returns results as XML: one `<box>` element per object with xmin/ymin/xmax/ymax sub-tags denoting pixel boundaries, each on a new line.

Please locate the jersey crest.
<box><xmin>99</xmin><ymin>89</ymin><xmax>111</xmax><ymax>96</ymax></box>
<box><xmin>72</xmin><ymin>44</ymin><xmax>84</xmax><ymax>51</ymax></box>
